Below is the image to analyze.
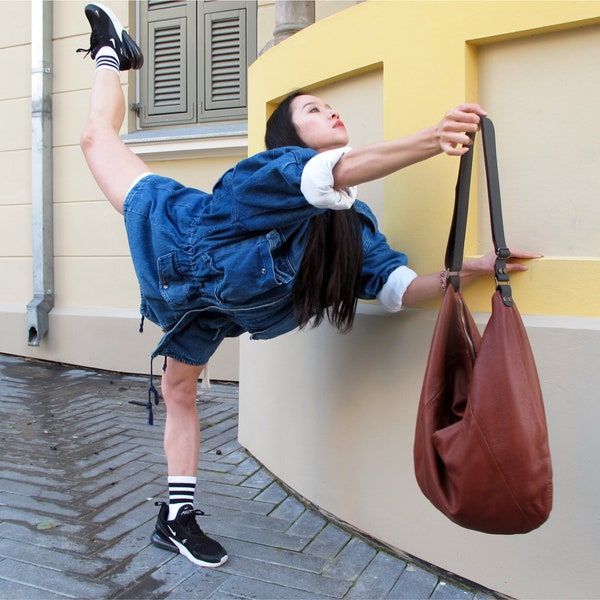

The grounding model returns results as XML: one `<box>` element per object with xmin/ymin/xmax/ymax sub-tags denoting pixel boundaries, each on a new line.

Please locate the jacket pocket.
<box><xmin>157</xmin><ymin>252</ymin><xmax>193</xmax><ymax>310</ymax></box>
<box><xmin>211</xmin><ymin>231</ymin><xmax>295</xmax><ymax>304</ymax></box>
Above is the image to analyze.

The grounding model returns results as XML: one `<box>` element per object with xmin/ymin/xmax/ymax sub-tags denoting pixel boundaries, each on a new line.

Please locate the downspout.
<box><xmin>27</xmin><ymin>0</ymin><xmax>54</xmax><ymax>346</ymax></box>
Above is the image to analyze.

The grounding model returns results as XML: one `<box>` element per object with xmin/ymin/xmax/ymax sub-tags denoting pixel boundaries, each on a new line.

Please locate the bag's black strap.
<box><xmin>445</xmin><ymin>116</ymin><xmax>514</xmax><ymax>307</ymax></box>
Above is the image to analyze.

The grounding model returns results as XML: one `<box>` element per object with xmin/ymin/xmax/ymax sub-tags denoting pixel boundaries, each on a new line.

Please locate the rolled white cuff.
<box><xmin>377</xmin><ymin>265</ymin><xmax>418</xmax><ymax>312</ymax></box>
<box><xmin>300</xmin><ymin>147</ymin><xmax>357</xmax><ymax>210</ymax></box>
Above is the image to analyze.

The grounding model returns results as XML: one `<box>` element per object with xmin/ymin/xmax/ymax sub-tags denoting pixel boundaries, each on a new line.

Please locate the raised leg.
<box><xmin>80</xmin><ymin>68</ymin><xmax>149</xmax><ymax>214</ymax></box>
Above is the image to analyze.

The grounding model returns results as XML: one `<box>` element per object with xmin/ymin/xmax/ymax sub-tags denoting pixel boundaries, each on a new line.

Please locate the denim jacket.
<box><xmin>123</xmin><ymin>146</ymin><xmax>409</xmax><ymax>365</ymax></box>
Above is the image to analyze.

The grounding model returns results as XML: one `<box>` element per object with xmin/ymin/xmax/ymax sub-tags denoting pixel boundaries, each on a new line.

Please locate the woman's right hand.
<box><xmin>436</xmin><ymin>103</ymin><xmax>487</xmax><ymax>156</ymax></box>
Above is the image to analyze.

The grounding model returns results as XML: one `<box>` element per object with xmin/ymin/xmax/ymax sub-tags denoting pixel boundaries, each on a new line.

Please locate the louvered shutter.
<box><xmin>139</xmin><ymin>0</ymin><xmax>197</xmax><ymax>126</ymax></box>
<box><xmin>199</xmin><ymin>2</ymin><xmax>256</xmax><ymax>121</ymax></box>
<box><xmin>138</xmin><ymin>1</ymin><xmax>256</xmax><ymax>128</ymax></box>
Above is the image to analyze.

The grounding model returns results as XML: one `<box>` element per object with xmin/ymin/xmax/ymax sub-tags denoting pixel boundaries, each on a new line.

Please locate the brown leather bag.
<box><xmin>413</xmin><ymin>117</ymin><xmax>553</xmax><ymax>534</ymax></box>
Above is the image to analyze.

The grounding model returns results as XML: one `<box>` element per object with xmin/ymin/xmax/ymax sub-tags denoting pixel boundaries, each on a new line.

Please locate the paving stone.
<box><xmin>0</xmin><ymin>521</ymin><xmax>90</xmax><ymax>554</ymax></box>
<box><xmin>211</xmin><ymin>516</ymin><xmax>311</xmax><ymax>551</ymax></box>
<box><xmin>344</xmin><ymin>551</ymin><xmax>407</xmax><ymax>598</ymax></box>
<box><xmin>200</xmin><ymin>490</ymin><xmax>274</xmax><ymax>516</ymax></box>
<box><xmin>218</xmin><ymin>554</ymin><xmax>352</xmax><ymax>598</ymax></box>
<box><xmin>287</xmin><ymin>508</ymin><xmax>327</xmax><ymax>538</ymax></box>
<box><xmin>254</xmin><ymin>480</ymin><xmax>289</xmax><ymax>504</ymax></box>
<box><xmin>0</xmin><ymin>491</ymin><xmax>79</xmax><ymax>519</ymax></box>
<box><xmin>241</xmin><ymin>467</ymin><xmax>276</xmax><ymax>489</ymax></box>
<box><xmin>432</xmin><ymin>580</ymin><xmax>476</xmax><ymax>599</ymax></box>
<box><xmin>0</xmin><ymin>558</ymin><xmax>114</xmax><ymax>598</ymax></box>
<box><xmin>205</xmin><ymin>573</ymin><xmax>334</xmax><ymax>599</ymax></box>
<box><xmin>0</xmin><ymin>577</ymin><xmax>67</xmax><ymax>599</ymax></box>
<box><xmin>305</xmin><ymin>523</ymin><xmax>352</xmax><ymax>558</ymax></box>
<box><xmin>323</xmin><ymin>537</ymin><xmax>378</xmax><ymax>581</ymax></box>
<box><xmin>270</xmin><ymin>495</ymin><xmax>306</xmax><ymax>522</ymax></box>
<box><xmin>160</xmin><ymin>566</ymin><xmax>230</xmax><ymax>599</ymax></box>
<box><xmin>0</xmin><ymin>537</ymin><xmax>111</xmax><ymax>576</ymax></box>
<box><xmin>388</xmin><ymin>564</ymin><xmax>440</xmax><ymax>599</ymax></box>
<box><xmin>223</xmin><ymin>537</ymin><xmax>328</xmax><ymax>573</ymax></box>
<box><xmin>230</xmin><ymin>456</ymin><xmax>261</xmax><ymax>477</ymax></box>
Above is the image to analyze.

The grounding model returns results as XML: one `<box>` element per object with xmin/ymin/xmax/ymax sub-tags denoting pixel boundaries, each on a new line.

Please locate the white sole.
<box><xmin>170</xmin><ymin>537</ymin><xmax>229</xmax><ymax>568</ymax></box>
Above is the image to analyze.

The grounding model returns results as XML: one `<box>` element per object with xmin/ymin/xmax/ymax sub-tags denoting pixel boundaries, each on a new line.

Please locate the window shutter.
<box><xmin>139</xmin><ymin>0</ymin><xmax>197</xmax><ymax>126</ymax></box>
<box><xmin>137</xmin><ymin>1</ymin><xmax>257</xmax><ymax>128</ymax></box>
<box><xmin>199</xmin><ymin>2</ymin><xmax>256</xmax><ymax>121</ymax></box>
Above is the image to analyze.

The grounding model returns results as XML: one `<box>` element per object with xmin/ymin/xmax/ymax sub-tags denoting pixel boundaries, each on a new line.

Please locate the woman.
<box><xmin>79</xmin><ymin>3</ymin><xmax>539</xmax><ymax>569</ymax></box>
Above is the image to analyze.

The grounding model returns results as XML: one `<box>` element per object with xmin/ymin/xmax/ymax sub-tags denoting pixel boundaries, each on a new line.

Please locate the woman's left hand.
<box><xmin>463</xmin><ymin>249</ymin><xmax>544</xmax><ymax>277</ymax></box>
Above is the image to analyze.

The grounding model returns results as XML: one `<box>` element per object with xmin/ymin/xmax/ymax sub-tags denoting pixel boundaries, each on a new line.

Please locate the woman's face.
<box><xmin>290</xmin><ymin>94</ymin><xmax>349</xmax><ymax>152</ymax></box>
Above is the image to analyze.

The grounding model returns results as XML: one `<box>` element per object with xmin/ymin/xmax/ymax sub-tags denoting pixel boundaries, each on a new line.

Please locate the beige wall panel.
<box><xmin>478</xmin><ymin>26</ymin><xmax>600</xmax><ymax>257</ymax></box>
<box><xmin>0</xmin><ymin>98</ymin><xmax>31</xmax><ymax>151</ymax></box>
<box><xmin>0</xmin><ymin>205</ymin><xmax>31</xmax><ymax>257</ymax></box>
<box><xmin>54</xmin><ymin>145</ymin><xmax>108</xmax><ymax>204</ymax></box>
<box><xmin>146</xmin><ymin>156</ymin><xmax>245</xmax><ymax>193</ymax></box>
<box><xmin>0</xmin><ymin>45</ymin><xmax>30</xmax><ymax>101</ymax></box>
<box><xmin>55</xmin><ymin>35</ymin><xmax>106</xmax><ymax>95</ymax></box>
<box><xmin>54</xmin><ymin>256</ymin><xmax>139</xmax><ymax>308</ymax></box>
<box><xmin>0</xmin><ymin>0</ymin><xmax>30</xmax><ymax>48</ymax></box>
<box><xmin>257</xmin><ymin>0</ymin><xmax>275</xmax><ymax>52</ymax></box>
<box><xmin>52</xmin><ymin>0</ymin><xmax>133</xmax><ymax>38</ymax></box>
<box><xmin>54</xmin><ymin>201</ymin><xmax>129</xmax><ymax>257</ymax></box>
<box><xmin>0</xmin><ymin>259</ymin><xmax>32</xmax><ymax>305</ymax></box>
<box><xmin>53</xmin><ymin>0</ymin><xmax>132</xmax><ymax>40</ymax></box>
<box><xmin>316</xmin><ymin>1</ymin><xmax>357</xmax><ymax>21</ymax></box>
<box><xmin>0</xmin><ymin>149</ymin><xmax>31</xmax><ymax>206</ymax></box>
<box><xmin>54</xmin><ymin>86</ymin><xmax>129</xmax><ymax>148</ymax></box>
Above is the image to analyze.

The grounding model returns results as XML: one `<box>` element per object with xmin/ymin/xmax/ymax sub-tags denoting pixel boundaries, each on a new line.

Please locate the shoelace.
<box><xmin>178</xmin><ymin>508</ymin><xmax>208</xmax><ymax>537</ymax></box>
<box><xmin>76</xmin><ymin>46</ymin><xmax>92</xmax><ymax>59</ymax></box>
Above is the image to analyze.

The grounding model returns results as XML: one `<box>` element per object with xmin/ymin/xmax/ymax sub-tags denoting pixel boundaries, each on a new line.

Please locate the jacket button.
<box><xmin>260</xmin><ymin>268</ymin><xmax>266</xmax><ymax>275</ymax></box>
<box><xmin>163</xmin><ymin>284</ymin><xmax>169</xmax><ymax>289</ymax></box>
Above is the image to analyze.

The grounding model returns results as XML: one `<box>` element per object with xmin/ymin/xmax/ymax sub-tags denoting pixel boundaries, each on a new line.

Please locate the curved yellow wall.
<box><xmin>242</xmin><ymin>2</ymin><xmax>600</xmax><ymax>598</ymax></box>
<box><xmin>249</xmin><ymin>0</ymin><xmax>600</xmax><ymax>318</ymax></box>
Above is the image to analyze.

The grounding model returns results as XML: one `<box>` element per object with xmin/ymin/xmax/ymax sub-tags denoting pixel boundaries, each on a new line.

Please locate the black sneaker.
<box><xmin>77</xmin><ymin>3</ymin><xmax>143</xmax><ymax>70</ymax></box>
<box><xmin>151</xmin><ymin>502</ymin><xmax>228</xmax><ymax>568</ymax></box>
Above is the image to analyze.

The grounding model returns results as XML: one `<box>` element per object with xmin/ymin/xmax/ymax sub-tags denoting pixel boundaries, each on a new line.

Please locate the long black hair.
<box><xmin>265</xmin><ymin>91</ymin><xmax>364</xmax><ymax>333</ymax></box>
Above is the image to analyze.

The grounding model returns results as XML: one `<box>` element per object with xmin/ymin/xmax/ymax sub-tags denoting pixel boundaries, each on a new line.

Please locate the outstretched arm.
<box><xmin>332</xmin><ymin>103</ymin><xmax>486</xmax><ymax>189</ymax></box>
<box><xmin>400</xmin><ymin>250</ymin><xmax>543</xmax><ymax>308</ymax></box>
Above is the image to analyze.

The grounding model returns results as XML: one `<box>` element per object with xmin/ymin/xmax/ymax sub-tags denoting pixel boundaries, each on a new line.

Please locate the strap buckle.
<box><xmin>494</xmin><ymin>252</ymin><xmax>514</xmax><ymax>307</ymax></box>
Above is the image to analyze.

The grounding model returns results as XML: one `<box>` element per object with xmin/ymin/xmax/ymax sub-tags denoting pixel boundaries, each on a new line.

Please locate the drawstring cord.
<box><xmin>147</xmin><ymin>358</ymin><xmax>160</xmax><ymax>426</ymax></box>
<box><xmin>146</xmin><ymin>357</ymin><xmax>168</xmax><ymax>426</ymax></box>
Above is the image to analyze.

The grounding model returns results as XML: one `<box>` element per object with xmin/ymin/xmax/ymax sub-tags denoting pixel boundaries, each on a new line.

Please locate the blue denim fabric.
<box><xmin>123</xmin><ymin>147</ymin><xmax>409</xmax><ymax>366</ymax></box>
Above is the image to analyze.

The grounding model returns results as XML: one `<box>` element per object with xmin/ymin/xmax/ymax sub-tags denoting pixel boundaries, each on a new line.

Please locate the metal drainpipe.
<box><xmin>27</xmin><ymin>0</ymin><xmax>54</xmax><ymax>346</ymax></box>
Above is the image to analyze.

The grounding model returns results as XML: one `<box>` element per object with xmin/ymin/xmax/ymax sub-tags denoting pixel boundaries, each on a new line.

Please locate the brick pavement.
<box><xmin>0</xmin><ymin>354</ymin><xmax>502</xmax><ymax>599</ymax></box>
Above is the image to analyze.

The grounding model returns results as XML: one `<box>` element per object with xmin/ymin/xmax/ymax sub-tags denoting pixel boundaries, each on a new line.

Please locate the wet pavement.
<box><xmin>0</xmin><ymin>354</ymin><xmax>503</xmax><ymax>599</ymax></box>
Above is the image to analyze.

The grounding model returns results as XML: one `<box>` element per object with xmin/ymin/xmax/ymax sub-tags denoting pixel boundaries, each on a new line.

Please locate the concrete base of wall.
<box><xmin>0</xmin><ymin>305</ymin><xmax>240</xmax><ymax>381</ymax></box>
<box><xmin>238</xmin><ymin>304</ymin><xmax>600</xmax><ymax>599</ymax></box>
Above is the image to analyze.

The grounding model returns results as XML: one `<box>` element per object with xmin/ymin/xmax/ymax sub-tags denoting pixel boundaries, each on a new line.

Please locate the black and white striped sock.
<box><xmin>95</xmin><ymin>46</ymin><xmax>120</xmax><ymax>73</ymax></box>
<box><xmin>168</xmin><ymin>476</ymin><xmax>196</xmax><ymax>521</ymax></box>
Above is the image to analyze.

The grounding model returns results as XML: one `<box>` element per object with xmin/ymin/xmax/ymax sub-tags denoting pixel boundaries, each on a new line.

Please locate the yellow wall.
<box><xmin>249</xmin><ymin>0</ymin><xmax>600</xmax><ymax>318</ymax></box>
<box><xmin>241</xmin><ymin>2</ymin><xmax>600</xmax><ymax>598</ymax></box>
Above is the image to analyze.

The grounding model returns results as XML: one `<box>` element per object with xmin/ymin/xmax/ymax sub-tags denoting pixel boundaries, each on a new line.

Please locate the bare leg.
<box><xmin>161</xmin><ymin>359</ymin><xmax>205</xmax><ymax>476</ymax></box>
<box><xmin>80</xmin><ymin>68</ymin><xmax>149</xmax><ymax>214</ymax></box>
